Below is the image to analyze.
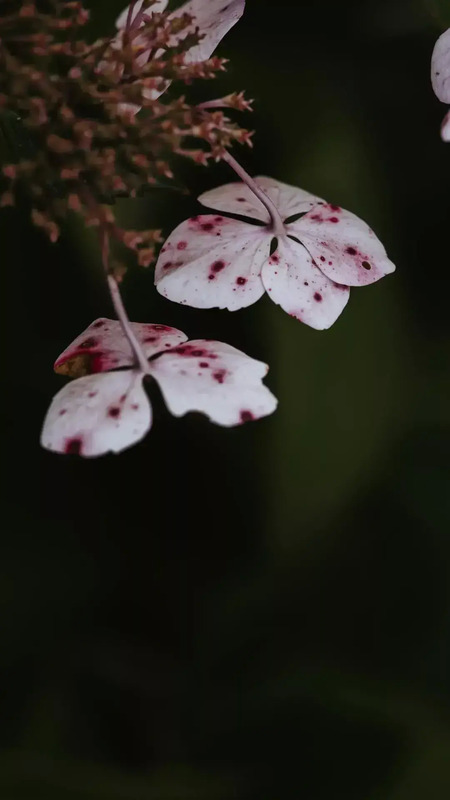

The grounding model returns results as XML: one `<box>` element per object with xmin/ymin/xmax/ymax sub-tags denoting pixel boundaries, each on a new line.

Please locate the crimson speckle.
<box><xmin>64</xmin><ymin>438</ymin><xmax>82</xmax><ymax>455</ymax></box>
<box><xmin>93</xmin><ymin>321</ymin><xmax>105</xmax><ymax>329</ymax></box>
<box><xmin>311</xmin><ymin>214</ymin><xmax>322</xmax><ymax>221</ymax></box>
<box><xmin>59</xmin><ymin>409</ymin><xmax>67</xmax><ymax>416</ymax></box>
<box><xmin>240</xmin><ymin>410</ymin><xmax>254</xmax><ymax>423</ymax></box>
<box><xmin>108</xmin><ymin>407</ymin><xmax>121</xmax><ymax>418</ymax></box>
<box><xmin>361</xmin><ymin>261</ymin><xmax>372</xmax><ymax>270</ymax></box>
<box><xmin>88</xmin><ymin>391</ymin><xmax>97</xmax><ymax>398</ymax></box>
<box><xmin>314</xmin><ymin>292</ymin><xmax>323</xmax><ymax>302</ymax></box>
<box><xmin>177</xmin><ymin>241</ymin><xmax>187</xmax><ymax>250</ymax></box>
<box><xmin>329</xmin><ymin>217</ymin><xmax>339</xmax><ymax>223</ymax></box>
<box><xmin>208</xmin><ymin>274</ymin><xmax>215</xmax><ymax>280</ymax></box>
<box><xmin>131</xmin><ymin>404</ymin><xmax>139</xmax><ymax>410</ymax></box>
<box><xmin>79</xmin><ymin>337</ymin><xmax>97</xmax><ymax>349</ymax></box>
<box><xmin>270</xmin><ymin>254</ymin><xmax>280</xmax><ymax>264</ymax></box>
<box><xmin>212</xmin><ymin>260</ymin><xmax>226</xmax><ymax>272</ymax></box>
<box><xmin>153</xmin><ymin>325</ymin><xmax>171</xmax><ymax>331</ymax></box>
<box><xmin>214</xmin><ymin>216</ymin><xmax>223</xmax><ymax>222</ymax></box>
<box><xmin>202</xmin><ymin>223</ymin><xmax>214</xmax><ymax>232</ymax></box>
<box><xmin>346</xmin><ymin>246</ymin><xmax>357</xmax><ymax>255</ymax></box>
<box><xmin>199</xmin><ymin>361</ymin><xmax>209</xmax><ymax>368</ymax></box>
<box><xmin>329</xmin><ymin>204</ymin><xmax>341</xmax><ymax>212</ymax></box>
<box><xmin>237</xmin><ymin>197</ymin><xmax>246</xmax><ymax>202</ymax></box>
<box><xmin>163</xmin><ymin>262</ymin><xmax>173</xmax><ymax>270</ymax></box>
<box><xmin>304</xmin><ymin>281</ymin><xmax>309</xmax><ymax>286</ymax></box>
<box><xmin>213</xmin><ymin>369</ymin><xmax>226</xmax><ymax>384</ymax></box>
<box><xmin>144</xmin><ymin>336</ymin><xmax>157</xmax><ymax>342</ymax></box>
<box><xmin>320</xmin><ymin>256</ymin><xmax>326</xmax><ymax>262</ymax></box>
<box><xmin>236</xmin><ymin>277</ymin><xmax>247</xmax><ymax>285</ymax></box>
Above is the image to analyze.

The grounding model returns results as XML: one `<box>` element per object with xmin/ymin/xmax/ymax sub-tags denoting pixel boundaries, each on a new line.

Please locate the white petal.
<box><xmin>155</xmin><ymin>215</ymin><xmax>269</xmax><ymax>310</ymax></box>
<box><xmin>431</xmin><ymin>28</ymin><xmax>450</xmax><ymax>103</ymax></box>
<box><xmin>171</xmin><ymin>0</ymin><xmax>245</xmax><ymax>63</ymax></box>
<box><xmin>289</xmin><ymin>204</ymin><xmax>395</xmax><ymax>287</ymax></box>
<box><xmin>149</xmin><ymin>340</ymin><xmax>277</xmax><ymax>426</ymax></box>
<box><xmin>41</xmin><ymin>372</ymin><xmax>151</xmax><ymax>457</ymax></box>
<box><xmin>199</xmin><ymin>176</ymin><xmax>323</xmax><ymax>223</ymax></box>
<box><xmin>441</xmin><ymin>109</ymin><xmax>450</xmax><ymax>141</ymax></box>
<box><xmin>54</xmin><ymin>319</ymin><xmax>188</xmax><ymax>377</ymax></box>
<box><xmin>116</xmin><ymin>0</ymin><xmax>169</xmax><ymax>30</ymax></box>
<box><xmin>261</xmin><ymin>237</ymin><xmax>350</xmax><ymax>330</ymax></box>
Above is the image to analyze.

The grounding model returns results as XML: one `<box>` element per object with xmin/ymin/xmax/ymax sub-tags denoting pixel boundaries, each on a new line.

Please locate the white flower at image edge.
<box><xmin>431</xmin><ymin>27</ymin><xmax>450</xmax><ymax>142</ymax></box>
<box><xmin>41</xmin><ymin>318</ymin><xmax>277</xmax><ymax>457</ymax></box>
<box><xmin>115</xmin><ymin>0</ymin><xmax>246</xmax><ymax>70</ymax></box>
<box><xmin>154</xmin><ymin>177</ymin><xmax>396</xmax><ymax>330</ymax></box>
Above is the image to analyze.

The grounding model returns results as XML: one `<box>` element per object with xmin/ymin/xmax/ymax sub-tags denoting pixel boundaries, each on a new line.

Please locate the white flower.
<box><xmin>154</xmin><ymin>176</ymin><xmax>396</xmax><ymax>330</ymax></box>
<box><xmin>41</xmin><ymin>318</ymin><xmax>277</xmax><ymax>457</ymax></box>
<box><xmin>431</xmin><ymin>28</ymin><xmax>450</xmax><ymax>142</ymax></box>
<box><xmin>115</xmin><ymin>0</ymin><xmax>245</xmax><ymax>77</ymax></box>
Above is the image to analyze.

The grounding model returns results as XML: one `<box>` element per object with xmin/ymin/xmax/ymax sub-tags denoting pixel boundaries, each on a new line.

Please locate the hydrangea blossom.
<box><xmin>115</xmin><ymin>0</ymin><xmax>245</xmax><ymax>104</ymax></box>
<box><xmin>41</xmin><ymin>318</ymin><xmax>277</xmax><ymax>457</ymax></box>
<box><xmin>431</xmin><ymin>28</ymin><xmax>450</xmax><ymax>142</ymax></box>
<box><xmin>154</xmin><ymin>176</ymin><xmax>396</xmax><ymax>330</ymax></box>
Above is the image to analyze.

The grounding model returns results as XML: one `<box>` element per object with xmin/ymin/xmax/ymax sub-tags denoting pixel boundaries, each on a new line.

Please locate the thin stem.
<box><xmin>126</xmin><ymin>0</ymin><xmax>139</xmax><ymax>33</ymax></box>
<box><xmin>222</xmin><ymin>150</ymin><xmax>285</xmax><ymax>235</ymax></box>
<box><xmin>107</xmin><ymin>273</ymin><xmax>150</xmax><ymax>374</ymax></box>
<box><xmin>99</xmin><ymin>228</ymin><xmax>149</xmax><ymax>374</ymax></box>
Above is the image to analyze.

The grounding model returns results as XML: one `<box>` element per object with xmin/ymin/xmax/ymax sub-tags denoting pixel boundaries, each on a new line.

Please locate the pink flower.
<box><xmin>154</xmin><ymin>177</ymin><xmax>396</xmax><ymax>330</ymax></box>
<box><xmin>431</xmin><ymin>28</ymin><xmax>450</xmax><ymax>142</ymax></box>
<box><xmin>41</xmin><ymin>318</ymin><xmax>277</xmax><ymax>457</ymax></box>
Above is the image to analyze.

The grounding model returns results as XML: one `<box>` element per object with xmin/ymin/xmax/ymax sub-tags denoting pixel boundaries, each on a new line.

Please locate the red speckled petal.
<box><xmin>289</xmin><ymin>204</ymin><xmax>395</xmax><ymax>287</ymax></box>
<box><xmin>149</xmin><ymin>340</ymin><xmax>277</xmax><ymax>426</ymax></box>
<box><xmin>116</xmin><ymin>0</ymin><xmax>168</xmax><ymax>29</ymax></box>
<box><xmin>155</xmin><ymin>215</ymin><xmax>269</xmax><ymax>310</ymax></box>
<box><xmin>198</xmin><ymin>177</ymin><xmax>323</xmax><ymax>223</ymax></box>
<box><xmin>54</xmin><ymin>319</ymin><xmax>188</xmax><ymax>378</ymax></box>
<box><xmin>41</xmin><ymin>371</ymin><xmax>151</xmax><ymax>458</ymax></box>
<box><xmin>171</xmin><ymin>0</ymin><xmax>245</xmax><ymax>63</ymax></box>
<box><xmin>441</xmin><ymin>109</ymin><xmax>450</xmax><ymax>141</ymax></box>
<box><xmin>431</xmin><ymin>28</ymin><xmax>450</xmax><ymax>103</ymax></box>
<box><xmin>261</xmin><ymin>237</ymin><xmax>350</xmax><ymax>330</ymax></box>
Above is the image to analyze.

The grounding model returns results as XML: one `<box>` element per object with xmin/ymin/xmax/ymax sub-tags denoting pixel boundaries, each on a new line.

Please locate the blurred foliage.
<box><xmin>1</xmin><ymin>0</ymin><xmax>450</xmax><ymax>797</ymax></box>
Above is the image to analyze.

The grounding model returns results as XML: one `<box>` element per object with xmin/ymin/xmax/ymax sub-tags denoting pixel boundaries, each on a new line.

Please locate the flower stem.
<box><xmin>222</xmin><ymin>150</ymin><xmax>285</xmax><ymax>235</ymax></box>
<box><xmin>99</xmin><ymin>229</ymin><xmax>149</xmax><ymax>374</ymax></box>
<box><xmin>107</xmin><ymin>273</ymin><xmax>150</xmax><ymax>374</ymax></box>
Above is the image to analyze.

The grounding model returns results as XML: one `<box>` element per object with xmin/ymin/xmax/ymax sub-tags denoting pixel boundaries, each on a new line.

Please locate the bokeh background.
<box><xmin>2</xmin><ymin>0</ymin><xmax>450</xmax><ymax>797</ymax></box>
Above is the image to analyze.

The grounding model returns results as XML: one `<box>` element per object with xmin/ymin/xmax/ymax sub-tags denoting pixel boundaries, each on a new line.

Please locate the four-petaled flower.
<box><xmin>431</xmin><ymin>28</ymin><xmax>450</xmax><ymax>142</ymax></box>
<box><xmin>41</xmin><ymin>318</ymin><xmax>277</xmax><ymax>457</ymax></box>
<box><xmin>154</xmin><ymin>177</ymin><xmax>396</xmax><ymax>330</ymax></box>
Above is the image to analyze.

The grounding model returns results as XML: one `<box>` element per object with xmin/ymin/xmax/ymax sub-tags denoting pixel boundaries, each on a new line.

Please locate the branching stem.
<box><xmin>222</xmin><ymin>150</ymin><xmax>285</xmax><ymax>235</ymax></box>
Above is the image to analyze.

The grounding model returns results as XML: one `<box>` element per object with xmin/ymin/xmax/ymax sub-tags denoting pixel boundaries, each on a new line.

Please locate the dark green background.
<box><xmin>2</xmin><ymin>0</ymin><xmax>450</xmax><ymax>797</ymax></box>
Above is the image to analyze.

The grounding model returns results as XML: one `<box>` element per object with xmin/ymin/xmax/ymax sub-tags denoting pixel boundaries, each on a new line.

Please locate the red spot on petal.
<box><xmin>108</xmin><ymin>407</ymin><xmax>121</xmax><ymax>418</ymax></box>
<box><xmin>153</xmin><ymin>325</ymin><xmax>171</xmax><ymax>331</ymax></box>
<box><xmin>314</xmin><ymin>292</ymin><xmax>323</xmax><ymax>302</ymax></box>
<box><xmin>92</xmin><ymin>321</ymin><xmax>105</xmax><ymax>329</ymax></box>
<box><xmin>79</xmin><ymin>337</ymin><xmax>97</xmax><ymax>349</ymax></box>
<box><xmin>240</xmin><ymin>410</ymin><xmax>254</xmax><ymax>423</ymax></box>
<box><xmin>213</xmin><ymin>369</ymin><xmax>226</xmax><ymax>384</ymax></box>
<box><xmin>237</xmin><ymin>197</ymin><xmax>246</xmax><ymax>202</ymax></box>
<box><xmin>88</xmin><ymin>391</ymin><xmax>98</xmax><ymax>398</ymax></box>
<box><xmin>131</xmin><ymin>404</ymin><xmax>139</xmax><ymax>410</ymax></box>
<box><xmin>236</xmin><ymin>277</ymin><xmax>247</xmax><ymax>285</ymax></box>
<box><xmin>212</xmin><ymin>260</ymin><xmax>226</xmax><ymax>272</ymax></box>
<box><xmin>64</xmin><ymin>438</ymin><xmax>83</xmax><ymax>455</ymax></box>
<box><xmin>361</xmin><ymin>261</ymin><xmax>372</xmax><ymax>270</ymax></box>
<box><xmin>59</xmin><ymin>409</ymin><xmax>67</xmax><ymax>416</ymax></box>
<box><xmin>329</xmin><ymin>204</ymin><xmax>341</xmax><ymax>212</ymax></box>
<box><xmin>270</xmin><ymin>254</ymin><xmax>280</xmax><ymax>264</ymax></box>
<box><xmin>202</xmin><ymin>223</ymin><xmax>214</xmax><ymax>232</ymax></box>
<box><xmin>329</xmin><ymin>217</ymin><xmax>339</xmax><ymax>223</ymax></box>
<box><xmin>177</xmin><ymin>241</ymin><xmax>187</xmax><ymax>250</ymax></box>
<box><xmin>346</xmin><ymin>246</ymin><xmax>357</xmax><ymax>255</ymax></box>
<box><xmin>144</xmin><ymin>336</ymin><xmax>157</xmax><ymax>342</ymax></box>
<box><xmin>199</xmin><ymin>361</ymin><xmax>209</xmax><ymax>368</ymax></box>
<box><xmin>320</xmin><ymin>256</ymin><xmax>326</xmax><ymax>262</ymax></box>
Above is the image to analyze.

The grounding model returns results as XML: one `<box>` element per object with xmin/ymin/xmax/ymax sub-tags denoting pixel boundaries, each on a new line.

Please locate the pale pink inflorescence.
<box><xmin>431</xmin><ymin>28</ymin><xmax>450</xmax><ymax>142</ymax></box>
<box><xmin>41</xmin><ymin>319</ymin><xmax>277</xmax><ymax>457</ymax></box>
<box><xmin>154</xmin><ymin>177</ymin><xmax>396</xmax><ymax>330</ymax></box>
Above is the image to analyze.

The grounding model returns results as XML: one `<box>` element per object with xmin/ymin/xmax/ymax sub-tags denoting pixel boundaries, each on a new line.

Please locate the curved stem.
<box><xmin>107</xmin><ymin>274</ymin><xmax>150</xmax><ymax>374</ymax></box>
<box><xmin>222</xmin><ymin>150</ymin><xmax>285</xmax><ymax>235</ymax></box>
<box><xmin>98</xmin><ymin>228</ymin><xmax>149</xmax><ymax>374</ymax></box>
